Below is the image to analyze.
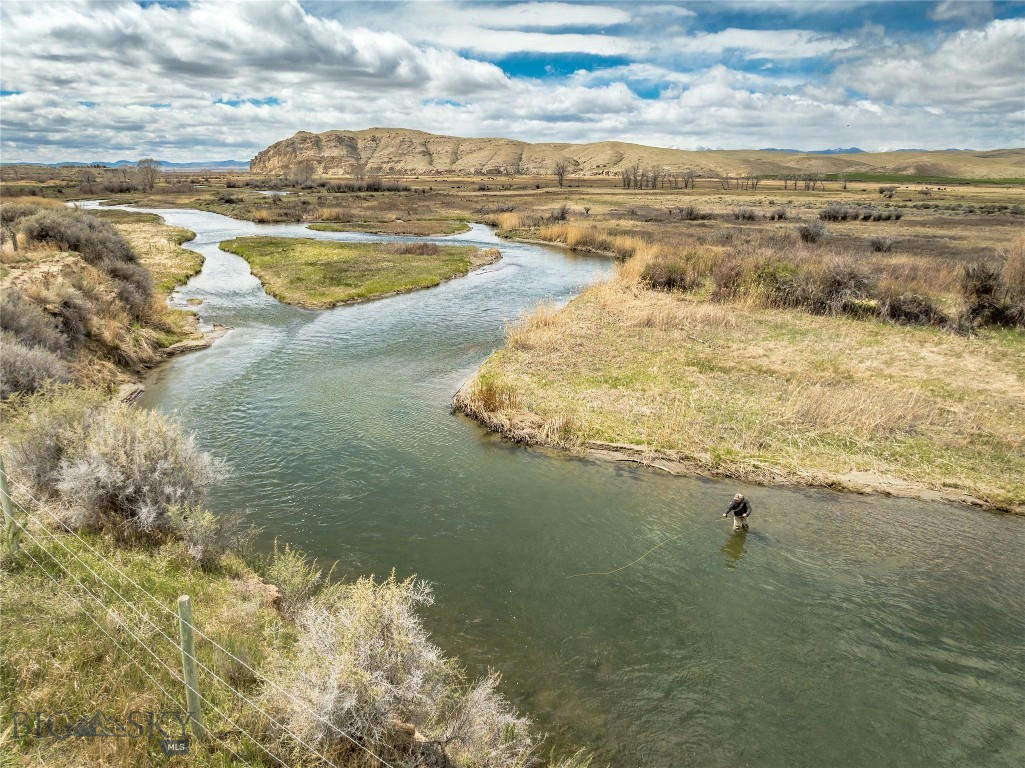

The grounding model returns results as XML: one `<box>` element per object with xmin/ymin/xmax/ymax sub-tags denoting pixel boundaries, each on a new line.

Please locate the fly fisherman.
<box><xmin>723</xmin><ymin>493</ymin><xmax>751</xmax><ymax>531</ymax></box>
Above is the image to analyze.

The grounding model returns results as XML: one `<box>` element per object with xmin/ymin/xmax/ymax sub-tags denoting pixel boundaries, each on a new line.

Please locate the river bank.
<box><xmin>454</xmin><ymin>237</ymin><xmax>1025</xmax><ymax>514</ymax></box>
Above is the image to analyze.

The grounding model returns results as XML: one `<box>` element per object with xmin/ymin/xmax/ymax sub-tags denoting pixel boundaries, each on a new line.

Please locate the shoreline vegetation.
<box><xmin>455</xmin><ymin>215</ymin><xmax>1024</xmax><ymax>513</ymax></box>
<box><xmin>0</xmin><ymin>199</ymin><xmax>573</xmax><ymax>767</ymax></box>
<box><xmin>219</xmin><ymin>236</ymin><xmax>500</xmax><ymax>309</ymax></box>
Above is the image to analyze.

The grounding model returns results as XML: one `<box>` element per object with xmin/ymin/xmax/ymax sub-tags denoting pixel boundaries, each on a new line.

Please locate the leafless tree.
<box><xmin>553</xmin><ymin>159</ymin><xmax>568</xmax><ymax>187</ymax></box>
<box><xmin>288</xmin><ymin>161</ymin><xmax>316</xmax><ymax>186</ymax></box>
<box><xmin>135</xmin><ymin>158</ymin><xmax>159</xmax><ymax>191</ymax></box>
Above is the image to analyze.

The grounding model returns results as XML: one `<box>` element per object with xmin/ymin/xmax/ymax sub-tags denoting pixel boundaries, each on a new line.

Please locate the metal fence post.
<box><xmin>177</xmin><ymin>594</ymin><xmax>208</xmax><ymax>742</ymax></box>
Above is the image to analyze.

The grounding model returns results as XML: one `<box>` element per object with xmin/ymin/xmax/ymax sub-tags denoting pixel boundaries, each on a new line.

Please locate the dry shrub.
<box><xmin>0</xmin><ymin>333</ymin><xmax>71</xmax><ymax>398</ymax></box>
<box><xmin>263</xmin><ymin>539</ymin><xmax>333</xmax><ymax>618</ymax></box>
<box><xmin>961</xmin><ymin>258</ymin><xmax>1025</xmax><ymax>328</ymax></box>
<box><xmin>262</xmin><ymin>573</ymin><xmax>535</xmax><ymax>766</ymax></box>
<box><xmin>168</xmin><ymin>503</ymin><xmax>250</xmax><ymax>571</ymax></box>
<box><xmin>4</xmin><ymin>385</ymin><xmax>235</xmax><ymax>566</ymax></box>
<box><xmin>806</xmin><ymin>261</ymin><xmax>876</xmax><ymax>314</ymax></box>
<box><xmin>19</xmin><ymin>208</ymin><xmax>135</xmax><ymax>264</ymax></box>
<box><xmin>16</xmin><ymin>208</ymin><xmax>153</xmax><ymax>317</ymax></box>
<box><xmin>679</xmin><ymin>205</ymin><xmax>710</xmax><ymax>220</ymax></box>
<box><xmin>55</xmin><ymin>404</ymin><xmax>227</xmax><ymax>539</ymax></box>
<box><xmin>733</xmin><ymin>207</ymin><xmax>758</xmax><ymax>221</ymax></box>
<box><xmin>877</xmin><ymin>292</ymin><xmax>948</xmax><ymax>326</ymax></box>
<box><xmin>495</xmin><ymin>212</ymin><xmax>522</xmax><ymax>231</ymax></box>
<box><xmin>868</xmin><ymin>236</ymin><xmax>894</xmax><ymax>253</ymax></box>
<box><xmin>2</xmin><ymin>385</ymin><xmax>105</xmax><ymax>496</ymax></box>
<box><xmin>798</xmin><ymin>220</ymin><xmax>827</xmax><ymax>243</ymax></box>
<box><xmin>641</xmin><ymin>254</ymin><xmax>698</xmax><ymax>291</ymax></box>
<box><xmin>1</xmin><ymin>287</ymin><xmax>66</xmax><ymax>353</ymax></box>
<box><xmin>315</xmin><ymin>207</ymin><xmax>351</xmax><ymax>222</ymax></box>
<box><xmin>385</xmin><ymin>242</ymin><xmax>440</xmax><ymax>256</ymax></box>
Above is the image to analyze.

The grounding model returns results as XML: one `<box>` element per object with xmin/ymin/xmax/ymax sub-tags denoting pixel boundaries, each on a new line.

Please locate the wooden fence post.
<box><xmin>0</xmin><ymin>453</ymin><xmax>19</xmax><ymax>555</ymax></box>
<box><xmin>177</xmin><ymin>595</ymin><xmax>208</xmax><ymax>742</ymax></box>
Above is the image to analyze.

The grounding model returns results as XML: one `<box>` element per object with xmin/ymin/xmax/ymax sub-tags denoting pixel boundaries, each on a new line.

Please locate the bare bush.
<box><xmin>553</xmin><ymin>160</ymin><xmax>568</xmax><ymax>187</ymax></box>
<box><xmin>19</xmin><ymin>208</ymin><xmax>135</xmax><ymax>264</ymax></box>
<box><xmin>877</xmin><ymin>293</ymin><xmax>948</xmax><ymax>326</ymax></box>
<box><xmin>263</xmin><ymin>539</ymin><xmax>332</xmax><ymax>618</ymax></box>
<box><xmin>868</xmin><ymin>236</ymin><xmax>894</xmax><ymax>253</ymax></box>
<box><xmin>2</xmin><ymin>385</ymin><xmax>105</xmax><ymax>496</ymax></box>
<box><xmin>808</xmin><ymin>262</ymin><xmax>876</xmax><ymax>314</ymax></box>
<box><xmin>679</xmin><ymin>205</ymin><xmax>711</xmax><ymax>221</ymax></box>
<box><xmin>169</xmin><ymin>503</ymin><xmax>250</xmax><ymax>570</ymax></box>
<box><xmin>798</xmin><ymin>220</ymin><xmax>827</xmax><ymax>243</ymax></box>
<box><xmin>641</xmin><ymin>255</ymin><xmax>698</xmax><ymax>292</ymax></box>
<box><xmin>262</xmin><ymin>573</ymin><xmax>536</xmax><ymax>766</ymax></box>
<box><xmin>433</xmin><ymin>670</ymin><xmax>534</xmax><ymax>768</ymax></box>
<box><xmin>1</xmin><ymin>287</ymin><xmax>65</xmax><ymax>353</ymax></box>
<box><xmin>0</xmin><ymin>334</ymin><xmax>71</xmax><ymax>398</ymax></box>
<box><xmin>56</xmin><ymin>404</ymin><xmax>227</xmax><ymax>538</ymax></box>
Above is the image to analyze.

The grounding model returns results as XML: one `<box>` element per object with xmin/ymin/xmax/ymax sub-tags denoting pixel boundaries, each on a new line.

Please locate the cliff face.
<box><xmin>250</xmin><ymin>128</ymin><xmax>1025</xmax><ymax>178</ymax></box>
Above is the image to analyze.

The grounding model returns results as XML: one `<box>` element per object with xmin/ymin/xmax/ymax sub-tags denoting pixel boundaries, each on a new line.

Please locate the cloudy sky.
<box><xmin>1</xmin><ymin>0</ymin><xmax>1023</xmax><ymax>162</ymax></box>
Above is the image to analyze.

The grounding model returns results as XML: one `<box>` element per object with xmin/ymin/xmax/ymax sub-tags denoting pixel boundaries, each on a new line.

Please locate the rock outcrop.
<box><xmin>250</xmin><ymin>128</ymin><xmax>1025</xmax><ymax>179</ymax></box>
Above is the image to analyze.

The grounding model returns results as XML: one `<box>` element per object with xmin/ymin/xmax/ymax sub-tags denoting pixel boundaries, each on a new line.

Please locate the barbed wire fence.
<box><xmin>0</xmin><ymin>462</ymin><xmax>399</xmax><ymax>768</ymax></box>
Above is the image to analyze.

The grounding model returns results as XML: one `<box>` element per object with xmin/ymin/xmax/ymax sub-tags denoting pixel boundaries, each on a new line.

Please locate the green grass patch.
<box><xmin>819</xmin><ymin>173</ymin><xmax>1025</xmax><ymax>186</ymax></box>
<box><xmin>308</xmin><ymin>219</ymin><xmax>470</xmax><ymax>235</ymax></box>
<box><xmin>219</xmin><ymin>236</ymin><xmax>495</xmax><ymax>308</ymax></box>
<box><xmin>1</xmin><ymin>532</ymin><xmax>288</xmax><ymax>766</ymax></box>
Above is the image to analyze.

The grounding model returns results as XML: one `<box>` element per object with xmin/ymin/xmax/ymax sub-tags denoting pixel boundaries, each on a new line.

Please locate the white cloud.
<box><xmin>930</xmin><ymin>1</ymin><xmax>994</xmax><ymax>26</ymax></box>
<box><xmin>461</xmin><ymin>2</ymin><xmax>632</xmax><ymax>29</ymax></box>
<box><xmin>836</xmin><ymin>18</ymin><xmax>1025</xmax><ymax>112</ymax></box>
<box><xmin>677</xmin><ymin>28</ymin><xmax>856</xmax><ymax>59</ymax></box>
<box><xmin>0</xmin><ymin>0</ymin><xmax>1022</xmax><ymax>161</ymax></box>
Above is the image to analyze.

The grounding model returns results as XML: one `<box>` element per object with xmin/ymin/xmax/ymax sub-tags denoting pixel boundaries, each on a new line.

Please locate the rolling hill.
<box><xmin>250</xmin><ymin>128</ymin><xmax>1025</xmax><ymax>180</ymax></box>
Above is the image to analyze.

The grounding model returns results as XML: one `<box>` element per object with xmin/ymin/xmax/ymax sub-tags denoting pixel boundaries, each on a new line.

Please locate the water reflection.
<box><xmin>721</xmin><ymin>529</ymin><xmax>748</xmax><ymax>566</ymax></box>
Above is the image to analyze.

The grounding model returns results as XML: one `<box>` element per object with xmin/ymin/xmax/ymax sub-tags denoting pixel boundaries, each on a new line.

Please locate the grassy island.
<box><xmin>219</xmin><ymin>236</ymin><xmax>499</xmax><ymax>308</ymax></box>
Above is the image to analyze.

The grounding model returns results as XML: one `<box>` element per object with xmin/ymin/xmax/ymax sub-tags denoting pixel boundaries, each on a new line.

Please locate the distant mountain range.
<box><xmin>249</xmin><ymin>128</ymin><xmax>1024</xmax><ymax>179</ymax></box>
<box><xmin>760</xmin><ymin>147</ymin><xmax>865</xmax><ymax>154</ymax></box>
<box><xmin>7</xmin><ymin>160</ymin><xmax>250</xmax><ymax>170</ymax></box>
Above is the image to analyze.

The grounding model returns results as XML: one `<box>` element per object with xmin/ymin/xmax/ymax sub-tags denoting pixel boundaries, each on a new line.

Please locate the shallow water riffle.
<box><xmin>88</xmin><ymin>202</ymin><xmax>1025</xmax><ymax>768</ymax></box>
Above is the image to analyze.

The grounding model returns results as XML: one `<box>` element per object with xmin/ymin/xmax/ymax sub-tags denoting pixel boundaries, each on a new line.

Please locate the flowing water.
<box><xmin>89</xmin><ymin>203</ymin><xmax>1025</xmax><ymax>767</ymax></box>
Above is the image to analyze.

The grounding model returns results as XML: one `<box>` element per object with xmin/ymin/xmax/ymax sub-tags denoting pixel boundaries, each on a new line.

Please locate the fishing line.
<box><xmin>566</xmin><ymin>529</ymin><xmax>687</xmax><ymax>578</ymax></box>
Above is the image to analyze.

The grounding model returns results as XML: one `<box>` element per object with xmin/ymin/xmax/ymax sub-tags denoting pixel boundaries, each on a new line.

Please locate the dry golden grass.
<box><xmin>113</xmin><ymin>218</ymin><xmax>200</xmax><ymax>297</ymax></box>
<box><xmin>456</xmin><ymin>253</ymin><xmax>1025</xmax><ymax>511</ymax></box>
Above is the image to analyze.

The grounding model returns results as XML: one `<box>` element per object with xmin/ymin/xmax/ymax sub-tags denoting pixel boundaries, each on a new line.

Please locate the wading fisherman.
<box><xmin>722</xmin><ymin>493</ymin><xmax>751</xmax><ymax>531</ymax></box>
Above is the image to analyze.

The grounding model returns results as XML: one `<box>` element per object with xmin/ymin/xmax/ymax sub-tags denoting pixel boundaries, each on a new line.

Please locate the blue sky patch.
<box><xmin>215</xmin><ymin>96</ymin><xmax>282</xmax><ymax>108</ymax></box>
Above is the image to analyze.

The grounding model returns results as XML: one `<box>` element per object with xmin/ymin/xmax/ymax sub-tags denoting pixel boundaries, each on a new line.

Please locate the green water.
<box><xmin>99</xmin><ymin>205</ymin><xmax>1024</xmax><ymax>767</ymax></box>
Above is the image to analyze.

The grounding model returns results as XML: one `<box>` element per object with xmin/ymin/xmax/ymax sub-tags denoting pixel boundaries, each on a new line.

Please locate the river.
<box><xmin>87</xmin><ymin>203</ymin><xmax>1025</xmax><ymax>767</ymax></box>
